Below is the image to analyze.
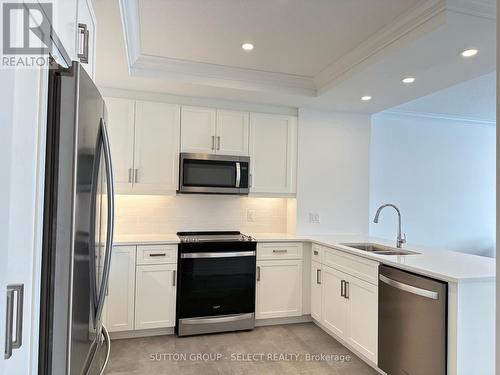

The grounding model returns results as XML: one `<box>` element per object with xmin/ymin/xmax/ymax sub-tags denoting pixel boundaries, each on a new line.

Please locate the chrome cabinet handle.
<box><xmin>256</xmin><ymin>266</ymin><xmax>261</xmax><ymax>282</ymax></box>
<box><xmin>149</xmin><ymin>253</ymin><xmax>166</xmax><ymax>257</ymax></box>
<box><xmin>345</xmin><ymin>281</ymin><xmax>349</xmax><ymax>299</ymax></box>
<box><xmin>211</xmin><ymin>136</ymin><xmax>215</xmax><ymax>150</ymax></box>
<box><xmin>217</xmin><ymin>136</ymin><xmax>221</xmax><ymax>150</ymax></box>
<box><xmin>316</xmin><ymin>269</ymin><xmax>322</xmax><ymax>285</ymax></box>
<box><xmin>4</xmin><ymin>284</ymin><xmax>24</xmax><ymax>359</ymax></box>
<box><xmin>77</xmin><ymin>23</ymin><xmax>89</xmax><ymax>63</ymax></box>
<box><xmin>134</xmin><ymin>168</ymin><xmax>138</xmax><ymax>183</ymax></box>
<box><xmin>172</xmin><ymin>270</ymin><xmax>176</xmax><ymax>287</ymax></box>
<box><xmin>340</xmin><ymin>280</ymin><xmax>345</xmax><ymax>297</ymax></box>
<box><xmin>128</xmin><ymin>168</ymin><xmax>133</xmax><ymax>183</ymax></box>
<box><xmin>313</xmin><ymin>250</ymin><xmax>319</xmax><ymax>256</ymax></box>
<box><xmin>272</xmin><ymin>249</ymin><xmax>287</xmax><ymax>254</ymax></box>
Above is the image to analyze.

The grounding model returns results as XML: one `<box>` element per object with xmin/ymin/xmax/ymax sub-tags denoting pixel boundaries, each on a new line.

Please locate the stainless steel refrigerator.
<box><xmin>38</xmin><ymin>61</ymin><xmax>114</xmax><ymax>375</ymax></box>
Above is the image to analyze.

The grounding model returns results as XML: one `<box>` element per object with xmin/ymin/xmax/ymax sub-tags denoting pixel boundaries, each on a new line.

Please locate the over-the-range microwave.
<box><xmin>178</xmin><ymin>153</ymin><xmax>250</xmax><ymax>195</ymax></box>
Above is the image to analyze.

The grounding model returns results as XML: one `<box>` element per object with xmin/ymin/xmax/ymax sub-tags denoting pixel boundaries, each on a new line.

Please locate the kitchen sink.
<box><xmin>339</xmin><ymin>242</ymin><xmax>419</xmax><ymax>256</ymax></box>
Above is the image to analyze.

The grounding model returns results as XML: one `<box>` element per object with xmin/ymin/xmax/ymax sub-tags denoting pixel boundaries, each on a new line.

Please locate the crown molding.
<box><xmin>131</xmin><ymin>53</ymin><xmax>316</xmax><ymax>96</ymax></box>
<box><xmin>314</xmin><ymin>0</ymin><xmax>447</xmax><ymax>93</ymax></box>
<box><xmin>118</xmin><ymin>0</ymin><xmax>494</xmax><ymax>98</ymax></box>
<box><xmin>380</xmin><ymin>109</ymin><xmax>496</xmax><ymax>125</ymax></box>
<box><xmin>118</xmin><ymin>0</ymin><xmax>141</xmax><ymax>67</ymax></box>
<box><xmin>118</xmin><ymin>0</ymin><xmax>316</xmax><ymax>96</ymax></box>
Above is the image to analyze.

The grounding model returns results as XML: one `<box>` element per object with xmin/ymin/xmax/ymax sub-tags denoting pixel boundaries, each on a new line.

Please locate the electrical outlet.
<box><xmin>309</xmin><ymin>213</ymin><xmax>320</xmax><ymax>224</ymax></box>
<box><xmin>246</xmin><ymin>209</ymin><xmax>256</xmax><ymax>222</ymax></box>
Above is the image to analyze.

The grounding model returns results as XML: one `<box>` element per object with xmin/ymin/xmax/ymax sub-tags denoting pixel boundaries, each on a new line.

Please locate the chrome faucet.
<box><xmin>373</xmin><ymin>204</ymin><xmax>406</xmax><ymax>248</ymax></box>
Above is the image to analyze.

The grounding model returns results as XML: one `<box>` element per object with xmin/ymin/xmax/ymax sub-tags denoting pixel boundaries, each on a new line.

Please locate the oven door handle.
<box><xmin>181</xmin><ymin>313</ymin><xmax>255</xmax><ymax>325</ymax></box>
<box><xmin>181</xmin><ymin>251</ymin><xmax>255</xmax><ymax>259</ymax></box>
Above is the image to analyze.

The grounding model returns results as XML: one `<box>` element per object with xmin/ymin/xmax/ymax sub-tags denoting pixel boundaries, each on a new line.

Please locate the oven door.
<box><xmin>178</xmin><ymin>251</ymin><xmax>256</xmax><ymax>319</ymax></box>
<box><xmin>178</xmin><ymin>153</ymin><xmax>249</xmax><ymax>194</ymax></box>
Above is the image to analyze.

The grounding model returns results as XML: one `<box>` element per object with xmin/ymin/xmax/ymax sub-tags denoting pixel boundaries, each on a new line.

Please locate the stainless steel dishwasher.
<box><xmin>378</xmin><ymin>265</ymin><xmax>447</xmax><ymax>375</ymax></box>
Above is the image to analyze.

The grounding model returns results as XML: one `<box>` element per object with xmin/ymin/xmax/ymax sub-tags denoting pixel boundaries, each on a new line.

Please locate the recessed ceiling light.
<box><xmin>242</xmin><ymin>43</ymin><xmax>254</xmax><ymax>51</ymax></box>
<box><xmin>361</xmin><ymin>96</ymin><xmax>372</xmax><ymax>101</ymax></box>
<box><xmin>461</xmin><ymin>49</ymin><xmax>478</xmax><ymax>57</ymax></box>
<box><xmin>402</xmin><ymin>77</ymin><xmax>416</xmax><ymax>84</ymax></box>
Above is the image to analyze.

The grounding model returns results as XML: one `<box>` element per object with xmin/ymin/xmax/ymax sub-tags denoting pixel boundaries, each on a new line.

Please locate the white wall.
<box><xmin>296</xmin><ymin>108</ymin><xmax>371</xmax><ymax>235</ymax></box>
<box><xmin>114</xmin><ymin>195</ymin><xmax>292</xmax><ymax>235</ymax></box>
<box><xmin>370</xmin><ymin>113</ymin><xmax>496</xmax><ymax>257</ymax></box>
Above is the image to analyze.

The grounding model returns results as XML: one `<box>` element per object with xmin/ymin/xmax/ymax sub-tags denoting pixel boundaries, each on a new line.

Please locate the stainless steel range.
<box><xmin>176</xmin><ymin>231</ymin><xmax>256</xmax><ymax>336</ymax></box>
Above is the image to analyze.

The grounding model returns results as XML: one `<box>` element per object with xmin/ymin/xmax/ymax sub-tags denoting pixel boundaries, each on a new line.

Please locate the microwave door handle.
<box><xmin>235</xmin><ymin>162</ymin><xmax>241</xmax><ymax>188</ymax></box>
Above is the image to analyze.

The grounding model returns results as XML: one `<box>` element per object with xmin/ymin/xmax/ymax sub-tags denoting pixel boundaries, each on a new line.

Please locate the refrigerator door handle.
<box><xmin>95</xmin><ymin>118</ymin><xmax>115</xmax><ymax>322</ymax></box>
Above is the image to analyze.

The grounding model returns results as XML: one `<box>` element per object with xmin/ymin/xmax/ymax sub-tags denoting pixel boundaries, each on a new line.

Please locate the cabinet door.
<box><xmin>249</xmin><ymin>113</ymin><xmax>297</xmax><ymax>194</ymax></box>
<box><xmin>321</xmin><ymin>265</ymin><xmax>348</xmax><ymax>337</ymax></box>
<box><xmin>216</xmin><ymin>110</ymin><xmax>249</xmax><ymax>156</ymax></box>
<box><xmin>180</xmin><ymin>106</ymin><xmax>216</xmax><ymax>153</ymax></box>
<box><xmin>106</xmin><ymin>246</ymin><xmax>136</xmax><ymax>332</ymax></box>
<box><xmin>256</xmin><ymin>260</ymin><xmax>302</xmax><ymax>319</ymax></box>
<box><xmin>311</xmin><ymin>261</ymin><xmax>322</xmax><ymax>321</ymax></box>
<box><xmin>104</xmin><ymin>97</ymin><xmax>135</xmax><ymax>193</ymax></box>
<box><xmin>346</xmin><ymin>277</ymin><xmax>378</xmax><ymax>363</ymax></box>
<box><xmin>50</xmin><ymin>0</ymin><xmax>78</xmax><ymax>60</ymax></box>
<box><xmin>134</xmin><ymin>101</ymin><xmax>180</xmax><ymax>193</ymax></box>
<box><xmin>76</xmin><ymin>0</ymin><xmax>96</xmax><ymax>79</ymax></box>
<box><xmin>135</xmin><ymin>264</ymin><xmax>177</xmax><ymax>330</ymax></box>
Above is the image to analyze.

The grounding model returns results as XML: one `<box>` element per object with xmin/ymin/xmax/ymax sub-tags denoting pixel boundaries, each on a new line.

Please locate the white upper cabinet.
<box><xmin>180</xmin><ymin>106</ymin><xmax>249</xmax><ymax>156</ymax></box>
<box><xmin>134</xmin><ymin>101</ymin><xmax>180</xmax><ymax>193</ymax></box>
<box><xmin>76</xmin><ymin>0</ymin><xmax>96</xmax><ymax>79</ymax></box>
<box><xmin>249</xmin><ymin>113</ymin><xmax>297</xmax><ymax>194</ymax></box>
<box><xmin>216</xmin><ymin>110</ymin><xmax>249</xmax><ymax>156</ymax></box>
<box><xmin>180</xmin><ymin>106</ymin><xmax>216</xmax><ymax>154</ymax></box>
<box><xmin>49</xmin><ymin>0</ymin><xmax>78</xmax><ymax>60</ymax></box>
<box><xmin>105</xmin><ymin>97</ymin><xmax>135</xmax><ymax>192</ymax></box>
<box><xmin>105</xmin><ymin>97</ymin><xmax>181</xmax><ymax>194</ymax></box>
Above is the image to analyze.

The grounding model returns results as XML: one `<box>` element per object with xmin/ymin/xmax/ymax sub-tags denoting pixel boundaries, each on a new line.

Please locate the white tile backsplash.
<box><xmin>114</xmin><ymin>194</ymin><xmax>292</xmax><ymax>235</ymax></box>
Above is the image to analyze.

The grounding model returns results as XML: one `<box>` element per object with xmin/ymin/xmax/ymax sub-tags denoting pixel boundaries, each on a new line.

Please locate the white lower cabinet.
<box><xmin>310</xmin><ymin>260</ymin><xmax>323</xmax><ymax>321</ymax></box>
<box><xmin>314</xmin><ymin>247</ymin><xmax>378</xmax><ymax>365</ymax></box>
<box><xmin>104</xmin><ymin>245</ymin><xmax>178</xmax><ymax>333</ymax></box>
<box><xmin>345</xmin><ymin>276</ymin><xmax>378</xmax><ymax>362</ymax></box>
<box><xmin>105</xmin><ymin>246</ymin><xmax>136</xmax><ymax>332</ymax></box>
<box><xmin>256</xmin><ymin>259</ymin><xmax>302</xmax><ymax>319</ymax></box>
<box><xmin>321</xmin><ymin>265</ymin><xmax>349</xmax><ymax>337</ymax></box>
<box><xmin>135</xmin><ymin>264</ymin><xmax>177</xmax><ymax>330</ymax></box>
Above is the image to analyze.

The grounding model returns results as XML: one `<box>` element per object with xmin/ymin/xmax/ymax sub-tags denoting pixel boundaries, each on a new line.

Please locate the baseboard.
<box><xmin>109</xmin><ymin>327</ymin><xmax>174</xmax><ymax>340</ymax></box>
<box><xmin>255</xmin><ymin>314</ymin><xmax>312</xmax><ymax>327</ymax></box>
<box><xmin>311</xmin><ymin>319</ymin><xmax>383</xmax><ymax>374</ymax></box>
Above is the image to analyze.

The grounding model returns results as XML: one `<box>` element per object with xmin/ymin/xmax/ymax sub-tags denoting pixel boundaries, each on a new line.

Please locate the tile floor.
<box><xmin>105</xmin><ymin>323</ymin><xmax>378</xmax><ymax>374</ymax></box>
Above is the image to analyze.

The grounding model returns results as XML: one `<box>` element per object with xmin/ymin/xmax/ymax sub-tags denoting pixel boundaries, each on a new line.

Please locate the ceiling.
<box><xmin>388</xmin><ymin>72</ymin><xmax>496</xmax><ymax>123</ymax></box>
<box><xmin>93</xmin><ymin>0</ymin><xmax>496</xmax><ymax>115</ymax></box>
<box><xmin>138</xmin><ymin>0</ymin><xmax>420</xmax><ymax>77</ymax></box>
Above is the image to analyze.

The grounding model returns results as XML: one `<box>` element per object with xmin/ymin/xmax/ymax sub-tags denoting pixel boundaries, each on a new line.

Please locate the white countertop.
<box><xmin>113</xmin><ymin>232</ymin><xmax>495</xmax><ymax>283</ymax></box>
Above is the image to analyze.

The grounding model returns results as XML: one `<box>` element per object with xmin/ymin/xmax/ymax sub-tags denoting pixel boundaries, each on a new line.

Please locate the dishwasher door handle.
<box><xmin>380</xmin><ymin>274</ymin><xmax>439</xmax><ymax>300</ymax></box>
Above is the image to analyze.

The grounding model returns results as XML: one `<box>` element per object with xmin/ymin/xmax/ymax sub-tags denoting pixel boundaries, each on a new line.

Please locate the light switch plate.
<box><xmin>309</xmin><ymin>213</ymin><xmax>320</xmax><ymax>224</ymax></box>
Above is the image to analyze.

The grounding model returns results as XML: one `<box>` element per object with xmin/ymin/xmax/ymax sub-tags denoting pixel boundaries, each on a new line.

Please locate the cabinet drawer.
<box><xmin>257</xmin><ymin>242</ymin><xmax>303</xmax><ymax>260</ymax></box>
<box><xmin>136</xmin><ymin>245</ymin><xmax>177</xmax><ymax>265</ymax></box>
<box><xmin>311</xmin><ymin>244</ymin><xmax>323</xmax><ymax>262</ymax></box>
<box><xmin>323</xmin><ymin>247</ymin><xmax>378</xmax><ymax>285</ymax></box>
